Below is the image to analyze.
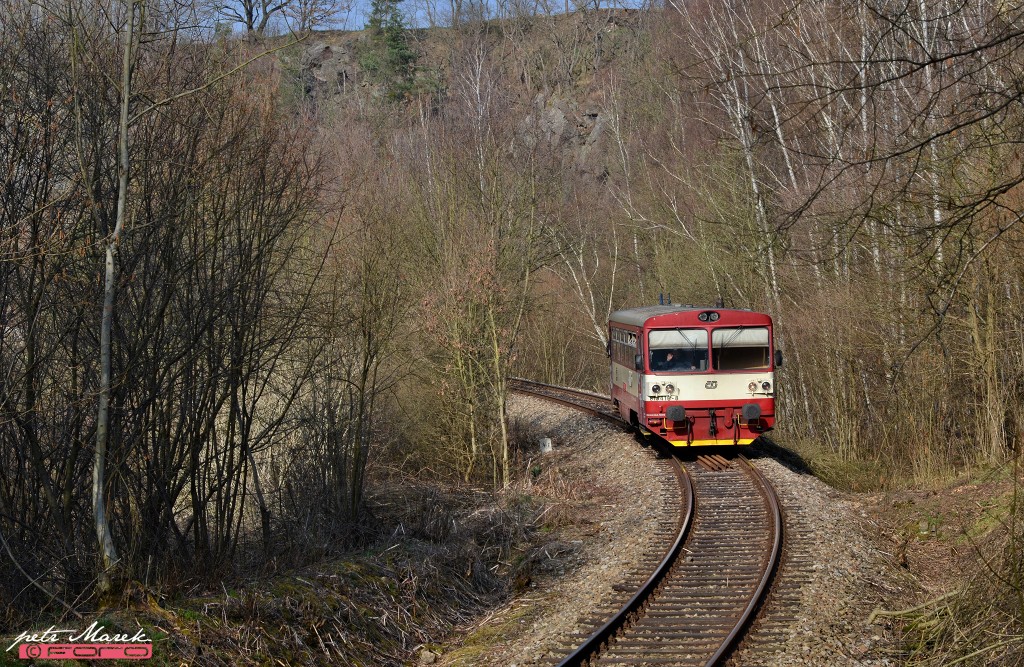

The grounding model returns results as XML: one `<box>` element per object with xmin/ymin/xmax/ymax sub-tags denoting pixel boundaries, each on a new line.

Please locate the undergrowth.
<box><xmin>1</xmin><ymin>418</ymin><xmax>586</xmax><ymax>666</ymax></box>
<box><xmin>774</xmin><ymin>433</ymin><xmax>981</xmax><ymax>493</ymax></box>
<box><xmin>877</xmin><ymin>459</ymin><xmax>1024</xmax><ymax>665</ymax></box>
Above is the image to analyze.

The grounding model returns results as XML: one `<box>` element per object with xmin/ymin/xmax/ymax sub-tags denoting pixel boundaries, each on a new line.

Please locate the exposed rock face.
<box><xmin>533</xmin><ymin>92</ymin><xmax>573</xmax><ymax>145</ymax></box>
<box><xmin>576</xmin><ymin>90</ymin><xmax>609</xmax><ymax>178</ymax></box>
<box><xmin>523</xmin><ymin>90</ymin><xmax>610</xmax><ymax>179</ymax></box>
<box><xmin>301</xmin><ymin>39</ymin><xmax>360</xmax><ymax>100</ymax></box>
<box><xmin>296</xmin><ymin>27</ymin><xmax>615</xmax><ymax>179</ymax></box>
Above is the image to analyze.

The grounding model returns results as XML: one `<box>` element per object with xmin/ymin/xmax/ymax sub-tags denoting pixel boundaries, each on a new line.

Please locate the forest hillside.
<box><xmin>2</xmin><ymin>0</ymin><xmax>1024</xmax><ymax>664</ymax></box>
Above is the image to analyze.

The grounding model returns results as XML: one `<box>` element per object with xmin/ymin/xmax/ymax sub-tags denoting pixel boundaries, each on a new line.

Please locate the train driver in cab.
<box><xmin>655</xmin><ymin>349</ymin><xmax>699</xmax><ymax>372</ymax></box>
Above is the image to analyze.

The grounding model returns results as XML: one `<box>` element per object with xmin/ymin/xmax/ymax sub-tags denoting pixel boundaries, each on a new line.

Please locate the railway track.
<box><xmin>508</xmin><ymin>378</ymin><xmax>621</xmax><ymax>422</ymax></box>
<box><xmin>510</xmin><ymin>379</ymin><xmax>783</xmax><ymax>667</ymax></box>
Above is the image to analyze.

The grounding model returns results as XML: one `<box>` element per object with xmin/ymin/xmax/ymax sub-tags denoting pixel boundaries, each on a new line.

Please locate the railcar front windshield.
<box><xmin>648</xmin><ymin>329</ymin><xmax>708</xmax><ymax>372</ymax></box>
<box><xmin>712</xmin><ymin>327</ymin><xmax>771</xmax><ymax>370</ymax></box>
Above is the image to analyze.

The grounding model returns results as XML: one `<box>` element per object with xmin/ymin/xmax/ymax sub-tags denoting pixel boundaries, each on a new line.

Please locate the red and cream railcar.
<box><xmin>608</xmin><ymin>305</ymin><xmax>779</xmax><ymax>446</ymax></box>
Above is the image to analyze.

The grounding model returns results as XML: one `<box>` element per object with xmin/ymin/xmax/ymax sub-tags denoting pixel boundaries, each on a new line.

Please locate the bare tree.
<box><xmin>215</xmin><ymin>0</ymin><xmax>292</xmax><ymax>34</ymax></box>
<box><xmin>282</xmin><ymin>0</ymin><xmax>351</xmax><ymax>32</ymax></box>
<box><xmin>88</xmin><ymin>0</ymin><xmax>141</xmax><ymax>594</ymax></box>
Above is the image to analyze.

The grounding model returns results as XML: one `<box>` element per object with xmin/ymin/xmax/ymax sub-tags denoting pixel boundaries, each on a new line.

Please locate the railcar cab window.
<box><xmin>649</xmin><ymin>329</ymin><xmax>708</xmax><ymax>372</ymax></box>
<box><xmin>711</xmin><ymin>327</ymin><xmax>771</xmax><ymax>370</ymax></box>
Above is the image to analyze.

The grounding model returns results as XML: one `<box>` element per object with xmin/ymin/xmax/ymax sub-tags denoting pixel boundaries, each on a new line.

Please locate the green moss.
<box><xmin>175</xmin><ymin>607</ymin><xmax>204</xmax><ymax>623</ymax></box>
<box><xmin>441</xmin><ymin>604</ymin><xmax>534</xmax><ymax>666</ymax></box>
<box><xmin>959</xmin><ymin>492</ymin><xmax>1014</xmax><ymax>543</ymax></box>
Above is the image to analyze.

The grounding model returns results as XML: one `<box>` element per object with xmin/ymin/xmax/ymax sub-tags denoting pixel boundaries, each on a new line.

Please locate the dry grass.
<box><xmin>0</xmin><ymin>407</ymin><xmax>603</xmax><ymax>666</ymax></box>
<box><xmin>0</xmin><ymin>463</ymin><xmax>590</xmax><ymax>666</ymax></box>
<box><xmin>136</xmin><ymin>422</ymin><xmax>592</xmax><ymax>665</ymax></box>
<box><xmin>881</xmin><ymin>469</ymin><xmax>1024</xmax><ymax>666</ymax></box>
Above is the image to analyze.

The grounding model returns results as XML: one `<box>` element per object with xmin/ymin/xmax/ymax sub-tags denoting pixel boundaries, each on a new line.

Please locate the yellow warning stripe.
<box><xmin>665</xmin><ymin>438</ymin><xmax>755</xmax><ymax>447</ymax></box>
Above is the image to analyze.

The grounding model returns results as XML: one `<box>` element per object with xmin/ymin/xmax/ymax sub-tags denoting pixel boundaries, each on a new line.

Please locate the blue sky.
<box><xmin>251</xmin><ymin>0</ymin><xmax>645</xmax><ymax>34</ymax></box>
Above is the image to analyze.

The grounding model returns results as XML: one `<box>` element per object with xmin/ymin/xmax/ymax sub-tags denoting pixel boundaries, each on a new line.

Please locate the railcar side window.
<box><xmin>609</xmin><ymin>328</ymin><xmax>637</xmax><ymax>366</ymax></box>
<box><xmin>711</xmin><ymin>327</ymin><xmax>770</xmax><ymax>370</ymax></box>
<box><xmin>648</xmin><ymin>329</ymin><xmax>708</xmax><ymax>372</ymax></box>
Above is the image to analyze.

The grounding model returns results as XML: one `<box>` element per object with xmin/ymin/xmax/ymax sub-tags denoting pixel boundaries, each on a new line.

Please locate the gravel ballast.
<box><xmin>439</xmin><ymin>394</ymin><xmax>669</xmax><ymax>665</ymax></box>
<box><xmin>439</xmin><ymin>396</ymin><xmax>915</xmax><ymax>666</ymax></box>
<box><xmin>734</xmin><ymin>452</ymin><xmax>915</xmax><ymax>666</ymax></box>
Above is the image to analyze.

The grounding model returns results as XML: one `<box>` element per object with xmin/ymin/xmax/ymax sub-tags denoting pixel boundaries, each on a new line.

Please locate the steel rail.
<box><xmin>510</xmin><ymin>378</ymin><xmax>785</xmax><ymax>667</ymax></box>
<box><xmin>555</xmin><ymin>461</ymin><xmax>693</xmax><ymax>667</ymax></box>
<box><xmin>509</xmin><ymin>376</ymin><xmax>611</xmax><ymax>402</ymax></box>
<box><xmin>508</xmin><ymin>377</ymin><xmax>620</xmax><ymax>422</ymax></box>
<box><xmin>704</xmin><ymin>454</ymin><xmax>784</xmax><ymax>666</ymax></box>
<box><xmin>510</xmin><ymin>377</ymin><xmax>694</xmax><ymax>666</ymax></box>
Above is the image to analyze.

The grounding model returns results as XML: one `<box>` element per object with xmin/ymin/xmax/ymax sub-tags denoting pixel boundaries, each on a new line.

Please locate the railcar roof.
<box><xmin>609</xmin><ymin>305</ymin><xmax>768</xmax><ymax>328</ymax></box>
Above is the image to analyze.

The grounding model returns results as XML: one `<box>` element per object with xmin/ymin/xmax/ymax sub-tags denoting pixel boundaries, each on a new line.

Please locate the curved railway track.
<box><xmin>510</xmin><ymin>378</ymin><xmax>783</xmax><ymax>667</ymax></box>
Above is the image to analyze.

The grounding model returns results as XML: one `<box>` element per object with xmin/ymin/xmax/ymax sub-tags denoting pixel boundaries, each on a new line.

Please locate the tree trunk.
<box><xmin>94</xmin><ymin>0</ymin><xmax>139</xmax><ymax>594</ymax></box>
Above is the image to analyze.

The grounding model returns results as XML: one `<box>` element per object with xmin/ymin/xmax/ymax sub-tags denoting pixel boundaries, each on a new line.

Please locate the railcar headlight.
<box><xmin>748</xmin><ymin>381</ymin><xmax>758</xmax><ymax>392</ymax></box>
<box><xmin>698</xmin><ymin>312</ymin><xmax>709</xmax><ymax>322</ymax></box>
<box><xmin>665</xmin><ymin>383</ymin><xmax>675</xmax><ymax>394</ymax></box>
<box><xmin>761</xmin><ymin>381</ymin><xmax>771</xmax><ymax>392</ymax></box>
<box><xmin>651</xmin><ymin>384</ymin><xmax>662</xmax><ymax>394</ymax></box>
<box><xmin>709</xmin><ymin>312</ymin><xmax>720</xmax><ymax>322</ymax></box>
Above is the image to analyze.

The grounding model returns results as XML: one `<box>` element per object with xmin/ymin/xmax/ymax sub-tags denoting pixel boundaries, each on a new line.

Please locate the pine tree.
<box><xmin>360</xmin><ymin>0</ymin><xmax>417</xmax><ymax>100</ymax></box>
